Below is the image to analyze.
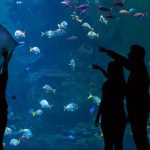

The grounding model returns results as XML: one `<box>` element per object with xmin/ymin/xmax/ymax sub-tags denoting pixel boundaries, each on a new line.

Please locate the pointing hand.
<box><xmin>1</xmin><ymin>48</ymin><xmax>8</xmax><ymax>59</ymax></box>
<box><xmin>98</xmin><ymin>46</ymin><xmax>108</xmax><ymax>53</ymax></box>
<box><xmin>92</xmin><ymin>64</ymin><xmax>100</xmax><ymax>70</ymax></box>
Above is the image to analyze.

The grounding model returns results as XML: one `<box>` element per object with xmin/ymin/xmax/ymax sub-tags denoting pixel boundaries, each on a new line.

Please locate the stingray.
<box><xmin>0</xmin><ymin>24</ymin><xmax>24</xmax><ymax>66</ymax></box>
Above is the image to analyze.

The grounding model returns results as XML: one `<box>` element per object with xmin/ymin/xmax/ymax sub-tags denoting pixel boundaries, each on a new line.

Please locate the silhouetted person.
<box><xmin>99</xmin><ymin>45</ymin><xmax>150</xmax><ymax>150</ymax></box>
<box><xmin>93</xmin><ymin>61</ymin><xmax>126</xmax><ymax>150</ymax></box>
<box><xmin>0</xmin><ymin>48</ymin><xmax>11</xmax><ymax>150</ymax></box>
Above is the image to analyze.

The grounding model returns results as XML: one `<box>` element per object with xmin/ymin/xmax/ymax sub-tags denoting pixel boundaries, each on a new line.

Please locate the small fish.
<box><xmin>41</xmin><ymin>30</ymin><xmax>55</xmax><ymax>38</ymax></box>
<box><xmin>64</xmin><ymin>103</ymin><xmax>79</xmax><ymax>111</ymax></box>
<box><xmin>99</xmin><ymin>15</ymin><xmax>108</xmax><ymax>25</ymax></box>
<box><xmin>134</xmin><ymin>12</ymin><xmax>148</xmax><ymax>20</ymax></box>
<box><xmin>71</xmin><ymin>12</ymin><xmax>83</xmax><ymax>23</ymax></box>
<box><xmin>16</xmin><ymin>1</ymin><xmax>22</xmax><ymax>5</ymax></box>
<box><xmin>58</xmin><ymin>21</ymin><xmax>68</xmax><ymax>30</ymax></box>
<box><xmin>43</xmin><ymin>84</ymin><xmax>56</xmax><ymax>94</ymax></box>
<box><xmin>31</xmin><ymin>109</ymin><xmax>43</xmax><ymax>117</ymax></box>
<box><xmin>10</xmin><ymin>139</ymin><xmax>20</xmax><ymax>146</ymax></box>
<box><xmin>76</xmin><ymin>4</ymin><xmax>89</xmax><ymax>15</ymax></box>
<box><xmin>104</xmin><ymin>14</ymin><xmax>116</xmax><ymax>19</ymax></box>
<box><xmin>80</xmin><ymin>8</ymin><xmax>89</xmax><ymax>15</ymax></box>
<box><xmin>69</xmin><ymin>59</ymin><xmax>75</xmax><ymax>71</ymax></box>
<box><xmin>54</xmin><ymin>29</ymin><xmax>66</xmax><ymax>36</ymax></box>
<box><xmin>88</xmin><ymin>93</ymin><xmax>101</xmax><ymax>106</ymax></box>
<box><xmin>113</xmin><ymin>1</ymin><xmax>124</xmax><ymax>7</ymax></box>
<box><xmin>0</xmin><ymin>25</ymin><xmax>24</xmax><ymax>67</ymax></box>
<box><xmin>129</xmin><ymin>8</ymin><xmax>136</xmax><ymax>13</ymax></box>
<box><xmin>134</xmin><ymin>12</ymin><xmax>146</xmax><ymax>17</ymax></box>
<box><xmin>75</xmin><ymin>15</ymin><xmax>83</xmax><ymax>23</ymax></box>
<box><xmin>98</xmin><ymin>6</ymin><xmax>112</xmax><ymax>11</ymax></box>
<box><xmin>61</xmin><ymin>1</ymin><xmax>72</xmax><ymax>7</ymax></box>
<box><xmin>30</xmin><ymin>47</ymin><xmax>40</xmax><ymax>54</ymax></box>
<box><xmin>5</xmin><ymin>127</ymin><xmax>13</xmax><ymax>135</ymax></box>
<box><xmin>14</xmin><ymin>30</ymin><xmax>25</xmax><ymax>39</ymax></box>
<box><xmin>0</xmin><ymin>24</ymin><xmax>24</xmax><ymax>50</ymax></box>
<box><xmin>119</xmin><ymin>10</ymin><xmax>129</xmax><ymax>14</ymax></box>
<box><xmin>82</xmin><ymin>23</ymin><xmax>94</xmax><ymax>31</ymax></box>
<box><xmin>39</xmin><ymin>99</ymin><xmax>53</xmax><ymax>109</ymax></box>
<box><xmin>87</xmin><ymin>31</ymin><xmax>99</xmax><ymax>39</ymax></box>
<box><xmin>76</xmin><ymin>4</ymin><xmax>89</xmax><ymax>10</ymax></box>
<box><xmin>20</xmin><ymin>129</ymin><xmax>32</xmax><ymax>139</ymax></box>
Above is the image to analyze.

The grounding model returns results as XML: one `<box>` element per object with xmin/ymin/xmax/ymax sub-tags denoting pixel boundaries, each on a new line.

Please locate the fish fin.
<box><xmin>88</xmin><ymin>93</ymin><xmax>93</xmax><ymax>99</ymax></box>
<box><xmin>91</xmin><ymin>28</ymin><xmax>94</xmax><ymax>31</ymax></box>
<box><xmin>41</xmin><ymin>32</ymin><xmax>45</xmax><ymax>37</ymax></box>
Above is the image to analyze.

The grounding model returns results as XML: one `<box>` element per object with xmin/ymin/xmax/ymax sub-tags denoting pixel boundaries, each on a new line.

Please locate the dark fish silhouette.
<box><xmin>0</xmin><ymin>24</ymin><xmax>24</xmax><ymax>65</ymax></box>
<box><xmin>98</xmin><ymin>6</ymin><xmax>113</xmax><ymax>11</ymax></box>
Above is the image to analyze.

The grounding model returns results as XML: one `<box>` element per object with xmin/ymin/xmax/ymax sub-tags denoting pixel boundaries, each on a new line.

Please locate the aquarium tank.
<box><xmin>0</xmin><ymin>0</ymin><xmax>149</xmax><ymax>150</ymax></box>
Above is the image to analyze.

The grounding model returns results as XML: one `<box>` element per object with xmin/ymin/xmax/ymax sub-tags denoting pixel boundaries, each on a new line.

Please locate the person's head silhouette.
<box><xmin>128</xmin><ymin>45</ymin><xmax>145</xmax><ymax>62</ymax></box>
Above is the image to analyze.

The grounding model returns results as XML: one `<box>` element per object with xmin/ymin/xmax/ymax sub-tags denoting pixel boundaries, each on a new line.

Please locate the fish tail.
<box><xmin>52</xmin><ymin>89</ymin><xmax>56</xmax><ymax>94</ymax></box>
<box><xmin>23</xmin><ymin>31</ymin><xmax>26</xmax><ymax>37</ymax></box>
<box><xmin>29</xmin><ymin>47</ymin><xmax>32</xmax><ymax>52</ymax></box>
<box><xmin>64</xmin><ymin>106</ymin><xmax>66</xmax><ymax>111</ymax></box>
<box><xmin>80</xmin><ymin>19</ymin><xmax>83</xmax><ymax>23</ymax></box>
<box><xmin>88</xmin><ymin>93</ymin><xmax>93</xmax><ymax>99</ymax></box>
<box><xmin>97</xmin><ymin>33</ymin><xmax>99</xmax><ymax>38</ymax></box>
<box><xmin>58</xmin><ymin>24</ymin><xmax>61</xmax><ymax>29</ymax></box>
<box><xmin>49</xmin><ymin>105</ymin><xmax>53</xmax><ymax>109</ymax></box>
<box><xmin>41</xmin><ymin>32</ymin><xmax>45</xmax><ymax>37</ymax></box>
<box><xmin>32</xmin><ymin>112</ymin><xmax>36</xmax><ymax>117</ymax></box>
<box><xmin>18</xmin><ymin>136</ymin><xmax>22</xmax><ymax>142</ymax></box>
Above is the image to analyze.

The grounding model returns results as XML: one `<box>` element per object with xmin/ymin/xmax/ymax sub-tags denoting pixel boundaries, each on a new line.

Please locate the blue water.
<box><xmin>0</xmin><ymin>0</ymin><xmax>149</xmax><ymax>149</ymax></box>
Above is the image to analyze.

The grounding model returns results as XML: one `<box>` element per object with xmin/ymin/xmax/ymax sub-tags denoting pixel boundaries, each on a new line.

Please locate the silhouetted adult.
<box><xmin>93</xmin><ymin>61</ymin><xmax>126</xmax><ymax>150</ymax></box>
<box><xmin>0</xmin><ymin>48</ymin><xmax>12</xmax><ymax>150</ymax></box>
<box><xmin>99</xmin><ymin>45</ymin><xmax>150</xmax><ymax>150</ymax></box>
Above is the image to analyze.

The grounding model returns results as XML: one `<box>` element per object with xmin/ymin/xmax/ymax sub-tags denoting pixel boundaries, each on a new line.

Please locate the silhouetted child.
<box><xmin>99</xmin><ymin>45</ymin><xmax>150</xmax><ymax>150</ymax></box>
<box><xmin>0</xmin><ymin>48</ymin><xmax>9</xmax><ymax>150</ymax></box>
<box><xmin>93</xmin><ymin>61</ymin><xmax>126</xmax><ymax>150</ymax></box>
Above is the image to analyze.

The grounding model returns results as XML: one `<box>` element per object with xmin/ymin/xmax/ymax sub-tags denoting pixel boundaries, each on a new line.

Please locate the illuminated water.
<box><xmin>0</xmin><ymin>0</ymin><xmax>149</xmax><ymax>149</ymax></box>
